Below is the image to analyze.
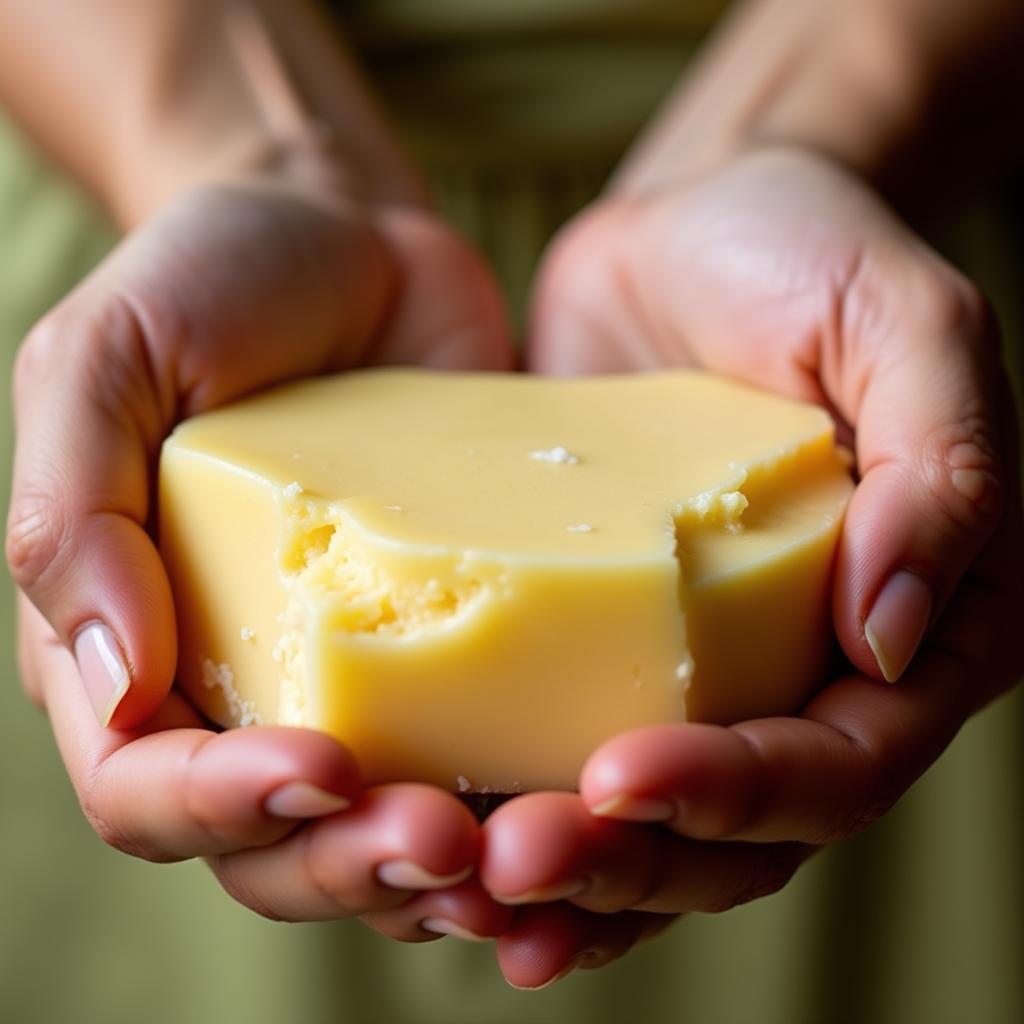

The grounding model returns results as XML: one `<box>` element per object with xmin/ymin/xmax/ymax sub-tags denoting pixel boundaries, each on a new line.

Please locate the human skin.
<box><xmin>3</xmin><ymin>0</ymin><xmax>1024</xmax><ymax>992</ymax></box>
<box><xmin>487</xmin><ymin>147</ymin><xmax>1023</xmax><ymax>987</ymax></box>
<box><xmin>2</xmin><ymin>0</ymin><xmax>517</xmax><ymax>946</ymax></box>
<box><xmin>483</xmin><ymin>0</ymin><xmax>1024</xmax><ymax>989</ymax></box>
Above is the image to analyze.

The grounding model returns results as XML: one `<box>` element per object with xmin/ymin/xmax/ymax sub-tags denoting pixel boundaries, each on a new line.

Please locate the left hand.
<box><xmin>7</xmin><ymin>172</ymin><xmax>515</xmax><ymax>942</ymax></box>
<box><xmin>480</xmin><ymin>147</ymin><xmax>1023</xmax><ymax>989</ymax></box>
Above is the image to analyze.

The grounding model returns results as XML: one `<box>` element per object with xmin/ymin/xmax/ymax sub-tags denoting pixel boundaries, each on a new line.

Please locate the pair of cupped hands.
<box><xmin>7</xmin><ymin>145</ymin><xmax>1022</xmax><ymax>990</ymax></box>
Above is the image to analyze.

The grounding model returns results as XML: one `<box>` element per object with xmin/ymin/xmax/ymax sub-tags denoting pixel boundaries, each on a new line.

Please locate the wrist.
<box><xmin>744</xmin><ymin>2</ymin><xmax>931</xmax><ymax>196</ymax></box>
<box><xmin>107</xmin><ymin>112</ymin><xmax>430</xmax><ymax>232</ymax></box>
<box><xmin>112</xmin><ymin>136</ymin><xmax>343</xmax><ymax>230</ymax></box>
<box><xmin>613</xmin><ymin>0</ymin><xmax>933</xmax><ymax>204</ymax></box>
<box><xmin>99</xmin><ymin>1</ymin><xmax>427</xmax><ymax>229</ymax></box>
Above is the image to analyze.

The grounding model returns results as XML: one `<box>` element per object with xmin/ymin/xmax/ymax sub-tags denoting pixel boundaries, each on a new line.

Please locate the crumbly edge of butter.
<box><xmin>264</xmin><ymin>430</ymin><xmax>847</xmax><ymax>756</ymax></box>
<box><xmin>271</xmin><ymin>495</ymin><xmax>495</xmax><ymax>728</ymax></box>
<box><xmin>201</xmin><ymin>657</ymin><xmax>262</xmax><ymax>727</ymax></box>
<box><xmin>168</xmin><ymin>416</ymin><xmax>847</xmax><ymax>775</ymax></box>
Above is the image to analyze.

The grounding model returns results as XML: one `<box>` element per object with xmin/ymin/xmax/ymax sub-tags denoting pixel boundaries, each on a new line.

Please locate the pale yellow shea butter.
<box><xmin>159</xmin><ymin>369</ymin><xmax>853</xmax><ymax>791</ymax></box>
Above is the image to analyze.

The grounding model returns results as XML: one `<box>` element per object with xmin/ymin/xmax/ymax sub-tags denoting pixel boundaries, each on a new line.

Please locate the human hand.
<box><xmin>481</xmin><ymin>147</ymin><xmax>1023</xmax><ymax>987</ymax></box>
<box><xmin>6</xmin><ymin>171</ymin><xmax>515</xmax><ymax>938</ymax></box>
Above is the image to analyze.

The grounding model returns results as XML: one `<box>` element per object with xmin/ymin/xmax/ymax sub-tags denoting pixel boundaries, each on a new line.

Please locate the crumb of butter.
<box><xmin>477</xmin><ymin>782</ymin><xmax>522</xmax><ymax>795</ymax></box>
<box><xmin>293</xmin><ymin>515</ymin><xmax>485</xmax><ymax>637</ymax></box>
<box><xmin>530</xmin><ymin>445</ymin><xmax>580</xmax><ymax>465</ymax></box>
<box><xmin>719</xmin><ymin>490</ymin><xmax>748</xmax><ymax>521</ymax></box>
<box><xmin>283</xmin><ymin>481</ymin><xmax>304</xmax><ymax>499</ymax></box>
<box><xmin>685</xmin><ymin>488</ymin><xmax>749</xmax><ymax>529</ymax></box>
<box><xmin>201</xmin><ymin>657</ymin><xmax>262</xmax><ymax>727</ymax></box>
<box><xmin>676</xmin><ymin>653</ymin><xmax>695</xmax><ymax>685</ymax></box>
<box><xmin>566</xmin><ymin>523</ymin><xmax>594</xmax><ymax>533</ymax></box>
<box><xmin>278</xmin><ymin>677</ymin><xmax>306</xmax><ymax>726</ymax></box>
<box><xmin>268</xmin><ymin>506</ymin><xmax>491</xmax><ymax>741</ymax></box>
<box><xmin>239</xmin><ymin>626</ymin><xmax>256</xmax><ymax>642</ymax></box>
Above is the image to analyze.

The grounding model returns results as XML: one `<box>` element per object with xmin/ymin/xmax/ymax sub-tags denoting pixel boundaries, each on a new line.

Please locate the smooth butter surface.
<box><xmin>159</xmin><ymin>369</ymin><xmax>853</xmax><ymax>791</ymax></box>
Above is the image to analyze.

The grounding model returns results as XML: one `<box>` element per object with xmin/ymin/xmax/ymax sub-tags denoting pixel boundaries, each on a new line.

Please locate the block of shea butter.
<box><xmin>159</xmin><ymin>369</ymin><xmax>853</xmax><ymax>792</ymax></box>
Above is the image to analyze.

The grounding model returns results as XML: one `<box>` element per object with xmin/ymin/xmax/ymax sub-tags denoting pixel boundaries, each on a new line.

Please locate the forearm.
<box><xmin>615</xmin><ymin>0</ymin><xmax>1024</xmax><ymax>211</ymax></box>
<box><xmin>0</xmin><ymin>0</ymin><xmax>424</xmax><ymax>227</ymax></box>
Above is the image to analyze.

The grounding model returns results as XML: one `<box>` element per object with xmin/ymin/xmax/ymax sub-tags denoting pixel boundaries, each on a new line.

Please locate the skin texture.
<box><xmin>482</xmin><ymin>147</ymin><xmax>1023</xmax><ymax>988</ymax></box>
<box><xmin>7</xmin><ymin>174</ymin><xmax>516</xmax><ymax>942</ymax></box>
<box><xmin>4</xmin><ymin>0</ymin><xmax>1024</xmax><ymax>993</ymax></box>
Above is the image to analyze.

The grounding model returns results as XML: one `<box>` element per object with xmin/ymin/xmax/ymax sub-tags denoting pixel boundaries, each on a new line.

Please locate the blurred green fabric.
<box><xmin>1</xmin><ymin>5</ymin><xmax>1022</xmax><ymax>1022</ymax></box>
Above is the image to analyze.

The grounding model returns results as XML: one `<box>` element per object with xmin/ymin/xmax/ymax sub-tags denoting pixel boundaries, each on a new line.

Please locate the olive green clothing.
<box><xmin>1</xmin><ymin>5</ymin><xmax>1022</xmax><ymax>1022</ymax></box>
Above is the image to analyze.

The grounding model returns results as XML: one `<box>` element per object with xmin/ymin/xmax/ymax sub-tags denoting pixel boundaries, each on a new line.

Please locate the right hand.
<box><xmin>483</xmin><ymin>145</ymin><xmax>1023</xmax><ymax>986</ymax></box>
<box><xmin>6</xmin><ymin>170</ymin><xmax>515</xmax><ymax>939</ymax></box>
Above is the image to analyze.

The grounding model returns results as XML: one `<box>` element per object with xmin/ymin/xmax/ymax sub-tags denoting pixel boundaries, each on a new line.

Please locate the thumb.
<box><xmin>832</xmin><ymin>254</ymin><xmax>1006</xmax><ymax>682</ymax></box>
<box><xmin>368</xmin><ymin>208</ymin><xmax>516</xmax><ymax>372</ymax></box>
<box><xmin>7</xmin><ymin>295</ymin><xmax>177</xmax><ymax>727</ymax></box>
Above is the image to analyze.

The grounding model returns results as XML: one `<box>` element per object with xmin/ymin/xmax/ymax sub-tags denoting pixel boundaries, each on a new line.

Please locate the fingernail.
<box><xmin>864</xmin><ymin>570</ymin><xmax>933</xmax><ymax>683</ymax></box>
<box><xmin>73</xmin><ymin>622</ymin><xmax>130</xmax><ymax>726</ymax></box>
<box><xmin>420</xmin><ymin>917</ymin><xmax>490</xmax><ymax>942</ymax></box>
<box><xmin>495</xmin><ymin>878</ymin><xmax>588</xmax><ymax>906</ymax></box>
<box><xmin>508</xmin><ymin>955</ymin><xmax>586</xmax><ymax>991</ymax></box>
<box><xmin>264</xmin><ymin>782</ymin><xmax>351</xmax><ymax>819</ymax></box>
<box><xmin>591</xmin><ymin>794</ymin><xmax>676</xmax><ymax>822</ymax></box>
<box><xmin>377</xmin><ymin>861</ymin><xmax>473</xmax><ymax>891</ymax></box>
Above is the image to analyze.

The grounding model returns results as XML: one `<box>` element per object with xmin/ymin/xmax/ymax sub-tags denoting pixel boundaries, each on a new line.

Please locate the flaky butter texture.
<box><xmin>158</xmin><ymin>369</ymin><xmax>853</xmax><ymax>792</ymax></box>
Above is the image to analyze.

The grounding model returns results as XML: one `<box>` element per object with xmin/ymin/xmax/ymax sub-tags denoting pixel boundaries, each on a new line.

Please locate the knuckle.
<box><xmin>14</xmin><ymin>314</ymin><xmax>66</xmax><ymax>395</ymax></box>
<box><xmin>179</xmin><ymin>740</ymin><xmax>242</xmax><ymax>849</ymax></box>
<box><xmin>5</xmin><ymin>489</ymin><xmax>71</xmax><ymax>594</ymax></box>
<box><xmin>907</xmin><ymin>267</ymin><xmax>1005</xmax><ymax>543</ymax></box>
<box><xmin>810</xmin><ymin>729</ymin><xmax>908</xmax><ymax>845</ymax></box>
<box><xmin>532</xmin><ymin>201</ymin><xmax>641</xmax><ymax>368</ymax></box>
<box><xmin>304</xmin><ymin>832</ymin><xmax>357</xmax><ymax>913</ymax></box>
<box><xmin>207</xmin><ymin>856</ymin><xmax>288</xmax><ymax>922</ymax></box>
<box><xmin>80</xmin><ymin>802</ymin><xmax>123</xmax><ymax>853</ymax></box>
<box><xmin>814</xmin><ymin>794</ymin><xmax>895</xmax><ymax>844</ymax></box>
<box><xmin>542</xmin><ymin>205</ymin><xmax>622</xmax><ymax>305</ymax></box>
<box><xmin>714</xmin><ymin>846</ymin><xmax>802</xmax><ymax>913</ymax></box>
<box><xmin>863</xmin><ymin>765</ymin><xmax>904</xmax><ymax>829</ymax></box>
<box><xmin>916</xmin><ymin>267</ymin><xmax>990</xmax><ymax>341</ymax></box>
<box><xmin>920</xmin><ymin>419</ymin><xmax>1004</xmax><ymax>541</ymax></box>
<box><xmin>98</xmin><ymin>297</ymin><xmax>173</xmax><ymax>427</ymax></box>
<box><xmin>821</xmin><ymin>753</ymin><xmax>904</xmax><ymax>843</ymax></box>
<box><xmin>78</xmin><ymin>785</ymin><xmax>141</xmax><ymax>859</ymax></box>
<box><xmin>19</xmin><ymin>295</ymin><xmax>170</xmax><ymax>442</ymax></box>
<box><xmin>78</xmin><ymin>763</ymin><xmax>176</xmax><ymax>863</ymax></box>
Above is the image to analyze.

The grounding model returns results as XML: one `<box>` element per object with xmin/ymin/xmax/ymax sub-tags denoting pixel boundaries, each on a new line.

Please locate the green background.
<box><xmin>1</xmin><ymin>5</ymin><xmax>1022</xmax><ymax>1020</ymax></box>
